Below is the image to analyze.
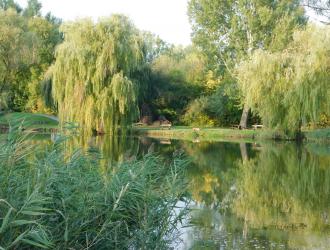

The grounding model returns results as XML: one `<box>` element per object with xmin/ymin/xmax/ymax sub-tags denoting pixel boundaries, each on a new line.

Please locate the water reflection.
<box><xmin>235</xmin><ymin>143</ymin><xmax>330</xmax><ymax>230</ymax></box>
<box><xmin>132</xmin><ymin>138</ymin><xmax>330</xmax><ymax>249</ymax></box>
<box><xmin>183</xmin><ymin>141</ymin><xmax>330</xmax><ymax>249</ymax></box>
<box><xmin>26</xmin><ymin>134</ymin><xmax>330</xmax><ymax>249</ymax></box>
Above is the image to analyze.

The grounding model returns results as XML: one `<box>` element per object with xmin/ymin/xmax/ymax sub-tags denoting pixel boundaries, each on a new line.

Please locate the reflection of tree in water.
<box><xmin>188</xmin><ymin>207</ymin><xmax>291</xmax><ymax>250</ymax></box>
<box><xmin>182</xmin><ymin>141</ymin><xmax>330</xmax><ymax>249</ymax></box>
<box><xmin>63</xmin><ymin>134</ymin><xmax>141</xmax><ymax>173</ymax></box>
<box><xmin>57</xmin><ymin>136</ymin><xmax>330</xmax><ymax>249</ymax></box>
<box><xmin>234</xmin><ymin>143</ymin><xmax>330</xmax><ymax>231</ymax></box>
<box><xmin>64</xmin><ymin>135</ymin><xmax>183</xmax><ymax>171</ymax></box>
<box><xmin>182</xmin><ymin>141</ymin><xmax>250</xmax><ymax>206</ymax></box>
<box><xmin>229</xmin><ymin>142</ymin><xmax>330</xmax><ymax>249</ymax></box>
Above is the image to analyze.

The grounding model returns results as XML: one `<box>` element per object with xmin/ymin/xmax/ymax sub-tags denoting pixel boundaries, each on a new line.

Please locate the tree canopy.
<box><xmin>237</xmin><ymin>26</ymin><xmax>330</xmax><ymax>134</ymax></box>
<box><xmin>188</xmin><ymin>0</ymin><xmax>306</xmax><ymax>63</ymax></box>
<box><xmin>52</xmin><ymin>15</ymin><xmax>146</xmax><ymax>134</ymax></box>
<box><xmin>0</xmin><ymin>2</ymin><xmax>61</xmax><ymax>112</ymax></box>
<box><xmin>148</xmin><ymin>46</ymin><xmax>206</xmax><ymax>122</ymax></box>
<box><xmin>188</xmin><ymin>0</ymin><xmax>307</xmax><ymax>128</ymax></box>
<box><xmin>0</xmin><ymin>0</ymin><xmax>329</xmax><ymax>133</ymax></box>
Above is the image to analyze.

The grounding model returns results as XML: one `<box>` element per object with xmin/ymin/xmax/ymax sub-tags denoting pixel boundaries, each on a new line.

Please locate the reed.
<box><xmin>0</xmin><ymin>131</ymin><xmax>189</xmax><ymax>249</ymax></box>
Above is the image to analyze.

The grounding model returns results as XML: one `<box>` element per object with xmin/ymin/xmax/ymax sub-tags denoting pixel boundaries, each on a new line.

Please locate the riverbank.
<box><xmin>1</xmin><ymin>112</ymin><xmax>329</xmax><ymax>142</ymax></box>
<box><xmin>0</xmin><ymin>112</ymin><xmax>58</xmax><ymax>132</ymax></box>
<box><xmin>133</xmin><ymin>126</ymin><xmax>330</xmax><ymax>143</ymax></box>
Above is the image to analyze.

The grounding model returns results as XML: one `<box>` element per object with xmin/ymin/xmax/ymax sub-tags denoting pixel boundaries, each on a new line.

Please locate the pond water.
<box><xmin>35</xmin><ymin>134</ymin><xmax>330</xmax><ymax>249</ymax></box>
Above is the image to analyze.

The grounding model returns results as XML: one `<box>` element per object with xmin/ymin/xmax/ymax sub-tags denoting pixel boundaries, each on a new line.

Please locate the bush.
<box><xmin>182</xmin><ymin>97</ymin><xmax>215</xmax><ymax>126</ymax></box>
<box><xmin>207</xmin><ymin>80</ymin><xmax>242</xmax><ymax>126</ymax></box>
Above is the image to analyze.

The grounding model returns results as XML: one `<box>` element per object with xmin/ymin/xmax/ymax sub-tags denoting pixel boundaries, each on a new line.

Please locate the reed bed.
<box><xmin>0</xmin><ymin>131</ymin><xmax>189</xmax><ymax>249</ymax></box>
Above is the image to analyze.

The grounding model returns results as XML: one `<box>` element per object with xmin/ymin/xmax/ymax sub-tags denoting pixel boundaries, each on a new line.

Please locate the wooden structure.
<box><xmin>133</xmin><ymin>122</ymin><xmax>145</xmax><ymax>127</ymax></box>
<box><xmin>252</xmin><ymin>124</ymin><xmax>264</xmax><ymax>129</ymax></box>
<box><xmin>160</xmin><ymin>123</ymin><xmax>172</xmax><ymax>130</ymax></box>
<box><xmin>231</xmin><ymin>124</ymin><xmax>241</xmax><ymax>129</ymax></box>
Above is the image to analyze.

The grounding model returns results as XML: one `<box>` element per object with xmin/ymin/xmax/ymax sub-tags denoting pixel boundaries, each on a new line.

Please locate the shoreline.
<box><xmin>133</xmin><ymin>127</ymin><xmax>330</xmax><ymax>143</ymax></box>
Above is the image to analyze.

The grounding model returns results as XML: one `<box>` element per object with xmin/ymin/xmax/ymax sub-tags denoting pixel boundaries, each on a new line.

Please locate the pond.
<box><xmin>30</xmin><ymin>134</ymin><xmax>330</xmax><ymax>249</ymax></box>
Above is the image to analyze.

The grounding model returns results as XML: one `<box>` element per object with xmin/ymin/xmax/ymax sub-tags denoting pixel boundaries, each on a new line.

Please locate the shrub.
<box><xmin>182</xmin><ymin>97</ymin><xmax>215</xmax><ymax>126</ymax></box>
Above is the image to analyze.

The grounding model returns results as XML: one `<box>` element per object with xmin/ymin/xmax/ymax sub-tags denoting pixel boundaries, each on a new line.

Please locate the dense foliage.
<box><xmin>237</xmin><ymin>26</ymin><xmax>330</xmax><ymax>134</ymax></box>
<box><xmin>0</xmin><ymin>1</ymin><xmax>61</xmax><ymax>112</ymax></box>
<box><xmin>188</xmin><ymin>0</ymin><xmax>307</xmax><ymax>128</ymax></box>
<box><xmin>52</xmin><ymin>16</ymin><xmax>146</xmax><ymax>134</ymax></box>
<box><xmin>146</xmin><ymin>46</ymin><xmax>206</xmax><ymax>123</ymax></box>
<box><xmin>0</xmin><ymin>0</ymin><xmax>329</xmax><ymax>133</ymax></box>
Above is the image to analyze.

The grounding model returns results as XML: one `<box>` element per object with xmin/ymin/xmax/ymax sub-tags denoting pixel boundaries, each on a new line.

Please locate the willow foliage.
<box><xmin>52</xmin><ymin>15</ymin><xmax>145</xmax><ymax>134</ymax></box>
<box><xmin>237</xmin><ymin>26</ymin><xmax>330</xmax><ymax>133</ymax></box>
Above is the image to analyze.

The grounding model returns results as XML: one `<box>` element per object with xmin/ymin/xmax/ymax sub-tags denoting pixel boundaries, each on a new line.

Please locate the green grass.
<box><xmin>0</xmin><ymin>112</ymin><xmax>58</xmax><ymax>130</ymax></box>
<box><xmin>0</xmin><ymin>131</ymin><xmax>189</xmax><ymax>249</ymax></box>
<box><xmin>1</xmin><ymin>112</ymin><xmax>328</xmax><ymax>143</ymax></box>
<box><xmin>133</xmin><ymin>126</ymin><xmax>330</xmax><ymax>143</ymax></box>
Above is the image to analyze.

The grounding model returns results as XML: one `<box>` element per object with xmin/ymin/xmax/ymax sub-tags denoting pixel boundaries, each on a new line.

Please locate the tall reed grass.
<box><xmin>0</xmin><ymin>131</ymin><xmax>189</xmax><ymax>249</ymax></box>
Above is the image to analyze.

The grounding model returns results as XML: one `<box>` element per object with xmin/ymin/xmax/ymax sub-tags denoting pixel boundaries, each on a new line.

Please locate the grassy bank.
<box><xmin>133</xmin><ymin>126</ymin><xmax>330</xmax><ymax>143</ymax></box>
<box><xmin>0</xmin><ymin>112</ymin><xmax>58</xmax><ymax>130</ymax></box>
<box><xmin>1</xmin><ymin>112</ymin><xmax>328</xmax><ymax>142</ymax></box>
<box><xmin>0</xmin><ymin>131</ymin><xmax>188</xmax><ymax>249</ymax></box>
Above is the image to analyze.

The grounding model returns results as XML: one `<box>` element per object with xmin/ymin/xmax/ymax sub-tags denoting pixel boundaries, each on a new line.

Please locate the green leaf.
<box><xmin>21</xmin><ymin>211</ymin><xmax>46</xmax><ymax>216</ymax></box>
<box><xmin>11</xmin><ymin>220</ymin><xmax>37</xmax><ymax>226</ymax></box>
<box><xmin>21</xmin><ymin>239</ymin><xmax>50</xmax><ymax>249</ymax></box>
<box><xmin>8</xmin><ymin>230</ymin><xmax>28</xmax><ymax>248</ymax></box>
<box><xmin>0</xmin><ymin>199</ymin><xmax>15</xmax><ymax>209</ymax></box>
<box><xmin>0</xmin><ymin>207</ymin><xmax>13</xmax><ymax>233</ymax></box>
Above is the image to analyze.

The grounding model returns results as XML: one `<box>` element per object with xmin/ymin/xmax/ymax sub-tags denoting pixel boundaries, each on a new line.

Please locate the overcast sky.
<box><xmin>16</xmin><ymin>0</ymin><xmax>192</xmax><ymax>45</ymax></box>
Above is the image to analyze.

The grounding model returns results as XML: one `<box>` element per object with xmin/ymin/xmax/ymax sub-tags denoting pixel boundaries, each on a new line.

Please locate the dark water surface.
<box><xmin>36</xmin><ymin>134</ymin><xmax>330</xmax><ymax>249</ymax></box>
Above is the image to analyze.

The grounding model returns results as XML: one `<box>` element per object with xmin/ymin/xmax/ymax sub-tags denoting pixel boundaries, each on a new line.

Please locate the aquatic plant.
<box><xmin>0</xmin><ymin>131</ymin><xmax>189</xmax><ymax>249</ymax></box>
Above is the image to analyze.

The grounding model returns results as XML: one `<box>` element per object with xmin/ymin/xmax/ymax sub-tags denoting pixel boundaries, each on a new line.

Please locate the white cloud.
<box><xmin>16</xmin><ymin>0</ymin><xmax>192</xmax><ymax>45</ymax></box>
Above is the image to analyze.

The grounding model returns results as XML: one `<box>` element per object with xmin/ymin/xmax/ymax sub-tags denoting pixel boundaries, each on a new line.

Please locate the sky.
<box><xmin>16</xmin><ymin>0</ymin><xmax>192</xmax><ymax>46</ymax></box>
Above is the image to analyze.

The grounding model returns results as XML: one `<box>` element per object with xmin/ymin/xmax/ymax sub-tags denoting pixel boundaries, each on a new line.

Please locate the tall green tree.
<box><xmin>237</xmin><ymin>26</ymin><xmax>330</xmax><ymax>134</ymax></box>
<box><xmin>25</xmin><ymin>13</ymin><xmax>62</xmax><ymax>113</ymax></box>
<box><xmin>0</xmin><ymin>8</ymin><xmax>38</xmax><ymax>110</ymax></box>
<box><xmin>188</xmin><ymin>0</ymin><xmax>306</xmax><ymax>128</ymax></box>
<box><xmin>0</xmin><ymin>0</ymin><xmax>61</xmax><ymax>112</ymax></box>
<box><xmin>147</xmin><ymin>46</ymin><xmax>206</xmax><ymax>123</ymax></box>
<box><xmin>52</xmin><ymin>15</ymin><xmax>146</xmax><ymax>134</ymax></box>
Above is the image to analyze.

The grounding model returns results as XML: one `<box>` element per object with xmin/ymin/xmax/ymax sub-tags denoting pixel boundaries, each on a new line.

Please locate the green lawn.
<box><xmin>0</xmin><ymin>112</ymin><xmax>58</xmax><ymax>129</ymax></box>
<box><xmin>1</xmin><ymin>113</ymin><xmax>328</xmax><ymax>142</ymax></box>
<box><xmin>133</xmin><ymin>126</ymin><xmax>330</xmax><ymax>142</ymax></box>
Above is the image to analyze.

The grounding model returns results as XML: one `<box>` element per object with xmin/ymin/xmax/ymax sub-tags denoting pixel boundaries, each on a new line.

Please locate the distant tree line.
<box><xmin>0</xmin><ymin>0</ymin><xmax>329</xmax><ymax>135</ymax></box>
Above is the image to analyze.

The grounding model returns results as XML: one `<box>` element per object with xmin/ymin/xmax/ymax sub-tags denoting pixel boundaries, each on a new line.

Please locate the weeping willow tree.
<box><xmin>52</xmin><ymin>15</ymin><xmax>146</xmax><ymax>135</ymax></box>
<box><xmin>237</xmin><ymin>25</ymin><xmax>330</xmax><ymax>135</ymax></box>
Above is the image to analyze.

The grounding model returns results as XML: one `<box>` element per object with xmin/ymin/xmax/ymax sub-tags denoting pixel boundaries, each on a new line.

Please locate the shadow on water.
<box><xmin>22</xmin><ymin>133</ymin><xmax>330</xmax><ymax>249</ymax></box>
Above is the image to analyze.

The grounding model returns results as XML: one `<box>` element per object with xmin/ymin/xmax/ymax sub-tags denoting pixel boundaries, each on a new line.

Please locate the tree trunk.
<box><xmin>239</xmin><ymin>103</ymin><xmax>249</xmax><ymax>129</ymax></box>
